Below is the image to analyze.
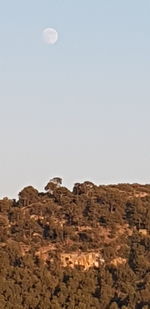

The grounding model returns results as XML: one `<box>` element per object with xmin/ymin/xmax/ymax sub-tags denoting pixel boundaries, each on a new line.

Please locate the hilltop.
<box><xmin>0</xmin><ymin>180</ymin><xmax>150</xmax><ymax>309</ymax></box>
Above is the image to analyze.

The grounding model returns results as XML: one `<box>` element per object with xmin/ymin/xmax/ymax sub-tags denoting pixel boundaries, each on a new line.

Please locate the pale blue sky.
<box><xmin>0</xmin><ymin>0</ymin><xmax>150</xmax><ymax>198</ymax></box>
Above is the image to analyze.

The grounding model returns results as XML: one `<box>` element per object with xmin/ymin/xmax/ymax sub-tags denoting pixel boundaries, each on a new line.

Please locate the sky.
<box><xmin>0</xmin><ymin>0</ymin><xmax>150</xmax><ymax>198</ymax></box>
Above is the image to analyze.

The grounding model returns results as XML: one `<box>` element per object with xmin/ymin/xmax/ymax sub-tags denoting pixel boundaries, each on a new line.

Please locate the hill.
<box><xmin>0</xmin><ymin>180</ymin><xmax>150</xmax><ymax>309</ymax></box>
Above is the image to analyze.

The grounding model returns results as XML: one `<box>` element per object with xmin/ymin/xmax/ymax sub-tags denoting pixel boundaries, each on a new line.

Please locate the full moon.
<box><xmin>43</xmin><ymin>28</ymin><xmax>58</xmax><ymax>45</ymax></box>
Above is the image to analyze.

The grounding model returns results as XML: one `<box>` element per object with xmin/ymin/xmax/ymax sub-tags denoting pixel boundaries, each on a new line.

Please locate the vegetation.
<box><xmin>0</xmin><ymin>180</ymin><xmax>150</xmax><ymax>308</ymax></box>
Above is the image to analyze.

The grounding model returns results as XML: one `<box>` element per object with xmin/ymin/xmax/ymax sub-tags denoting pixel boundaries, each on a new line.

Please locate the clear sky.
<box><xmin>0</xmin><ymin>0</ymin><xmax>150</xmax><ymax>198</ymax></box>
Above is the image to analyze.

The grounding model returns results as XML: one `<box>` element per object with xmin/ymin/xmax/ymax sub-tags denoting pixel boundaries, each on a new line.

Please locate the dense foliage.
<box><xmin>0</xmin><ymin>181</ymin><xmax>150</xmax><ymax>308</ymax></box>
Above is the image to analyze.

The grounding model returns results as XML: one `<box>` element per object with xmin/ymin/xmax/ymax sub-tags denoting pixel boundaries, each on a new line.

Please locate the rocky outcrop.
<box><xmin>60</xmin><ymin>251</ymin><xmax>104</xmax><ymax>270</ymax></box>
<box><xmin>139</xmin><ymin>229</ymin><xmax>148</xmax><ymax>236</ymax></box>
<box><xmin>110</xmin><ymin>257</ymin><xmax>127</xmax><ymax>267</ymax></box>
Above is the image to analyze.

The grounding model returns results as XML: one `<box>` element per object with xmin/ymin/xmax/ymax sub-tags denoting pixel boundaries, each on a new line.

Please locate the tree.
<box><xmin>109</xmin><ymin>302</ymin><xmax>119</xmax><ymax>309</ymax></box>
<box><xmin>19</xmin><ymin>186</ymin><xmax>39</xmax><ymax>206</ymax></box>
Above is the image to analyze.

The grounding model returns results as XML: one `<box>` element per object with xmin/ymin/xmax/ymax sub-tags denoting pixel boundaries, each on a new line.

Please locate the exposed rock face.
<box><xmin>139</xmin><ymin>229</ymin><xmax>148</xmax><ymax>236</ymax></box>
<box><xmin>110</xmin><ymin>257</ymin><xmax>127</xmax><ymax>267</ymax></box>
<box><xmin>30</xmin><ymin>214</ymin><xmax>44</xmax><ymax>221</ymax></box>
<box><xmin>134</xmin><ymin>192</ymin><xmax>148</xmax><ymax>198</ymax></box>
<box><xmin>60</xmin><ymin>251</ymin><xmax>104</xmax><ymax>270</ymax></box>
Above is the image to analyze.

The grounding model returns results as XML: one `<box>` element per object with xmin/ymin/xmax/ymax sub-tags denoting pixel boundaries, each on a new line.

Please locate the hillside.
<box><xmin>0</xmin><ymin>180</ymin><xmax>150</xmax><ymax>309</ymax></box>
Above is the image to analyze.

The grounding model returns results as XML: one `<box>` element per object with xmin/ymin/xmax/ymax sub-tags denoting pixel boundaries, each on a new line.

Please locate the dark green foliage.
<box><xmin>0</xmin><ymin>182</ymin><xmax>150</xmax><ymax>308</ymax></box>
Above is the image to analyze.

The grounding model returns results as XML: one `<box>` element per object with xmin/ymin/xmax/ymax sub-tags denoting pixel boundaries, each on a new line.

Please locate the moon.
<box><xmin>43</xmin><ymin>28</ymin><xmax>58</xmax><ymax>45</ymax></box>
